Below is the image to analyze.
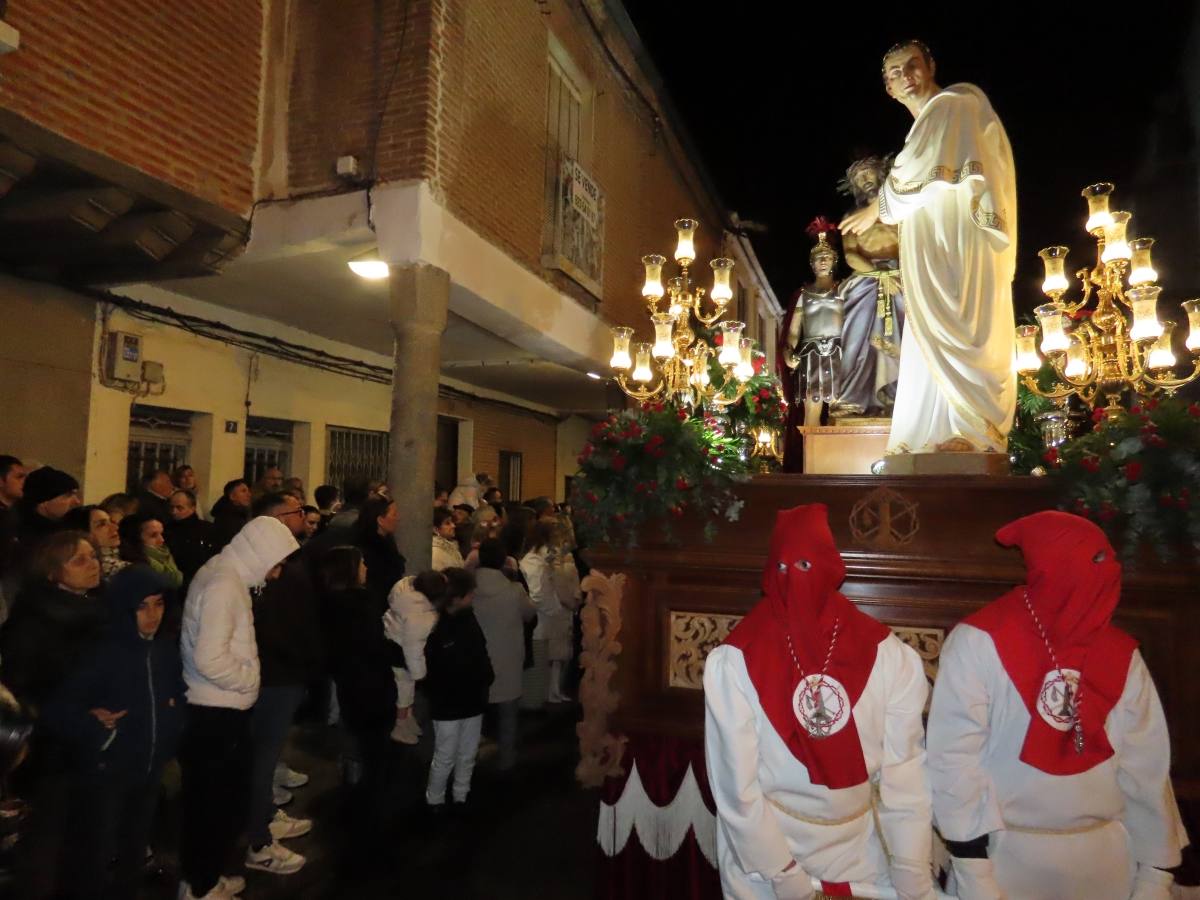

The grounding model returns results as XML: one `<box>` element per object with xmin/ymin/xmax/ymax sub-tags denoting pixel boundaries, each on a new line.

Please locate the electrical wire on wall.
<box><xmin>93</xmin><ymin>289</ymin><xmax>560</xmax><ymax>425</ymax></box>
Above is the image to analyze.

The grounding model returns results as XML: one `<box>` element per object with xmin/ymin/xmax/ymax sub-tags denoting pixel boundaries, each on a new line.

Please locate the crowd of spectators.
<box><xmin>0</xmin><ymin>456</ymin><xmax>584</xmax><ymax>899</ymax></box>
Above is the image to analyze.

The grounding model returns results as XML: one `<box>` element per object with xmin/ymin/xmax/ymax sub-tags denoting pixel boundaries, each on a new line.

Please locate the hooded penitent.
<box><xmin>965</xmin><ymin>510</ymin><xmax>1136</xmax><ymax>775</ymax></box>
<box><xmin>723</xmin><ymin>503</ymin><xmax>889</xmax><ymax>789</ymax></box>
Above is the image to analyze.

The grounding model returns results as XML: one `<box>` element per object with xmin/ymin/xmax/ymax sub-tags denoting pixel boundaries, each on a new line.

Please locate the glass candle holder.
<box><xmin>610</xmin><ymin>326</ymin><xmax>633</xmax><ymax>370</ymax></box>
<box><xmin>651</xmin><ymin>313</ymin><xmax>676</xmax><ymax>360</ymax></box>
<box><xmin>1101</xmin><ymin>211</ymin><xmax>1132</xmax><ymax>263</ymax></box>
<box><xmin>641</xmin><ymin>254</ymin><xmax>666</xmax><ymax>300</ymax></box>
<box><xmin>1038</xmin><ymin>246</ymin><xmax>1070</xmax><ymax>295</ymax></box>
<box><xmin>1146</xmin><ymin>322</ymin><xmax>1176</xmax><ymax>370</ymax></box>
<box><xmin>1014</xmin><ymin>325</ymin><xmax>1042</xmax><ymax>373</ymax></box>
<box><xmin>709</xmin><ymin>257</ymin><xmax>735</xmax><ymax>303</ymax></box>
<box><xmin>674</xmin><ymin>218</ymin><xmax>698</xmax><ymax>266</ymax></box>
<box><xmin>1035</xmin><ymin>304</ymin><xmax>1070</xmax><ymax>354</ymax></box>
<box><xmin>1063</xmin><ymin>336</ymin><xmax>1089</xmax><ymax>379</ymax></box>
<box><xmin>631</xmin><ymin>343</ymin><xmax>654</xmax><ymax>383</ymax></box>
<box><xmin>1127</xmin><ymin>285</ymin><xmax>1164</xmax><ymax>341</ymax></box>
<box><xmin>733</xmin><ymin>337</ymin><xmax>755</xmax><ymax>380</ymax></box>
<box><xmin>1083</xmin><ymin>182</ymin><xmax>1115</xmax><ymax>234</ymax></box>
<box><xmin>1128</xmin><ymin>237</ymin><xmax>1157</xmax><ymax>286</ymax></box>
<box><xmin>1182</xmin><ymin>299</ymin><xmax>1200</xmax><ymax>352</ymax></box>
<box><xmin>718</xmin><ymin>321</ymin><xmax>745</xmax><ymax>366</ymax></box>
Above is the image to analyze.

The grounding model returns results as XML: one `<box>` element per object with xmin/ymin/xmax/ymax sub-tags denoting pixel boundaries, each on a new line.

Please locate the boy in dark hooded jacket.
<box><xmin>44</xmin><ymin>565</ymin><xmax>187</xmax><ymax>898</ymax></box>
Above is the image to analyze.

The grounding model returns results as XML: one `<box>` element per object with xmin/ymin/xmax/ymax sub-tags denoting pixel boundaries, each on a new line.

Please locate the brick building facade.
<box><xmin>0</xmin><ymin>0</ymin><xmax>779</xmax><ymax>509</ymax></box>
<box><xmin>0</xmin><ymin>0</ymin><xmax>262</xmax><ymax>214</ymax></box>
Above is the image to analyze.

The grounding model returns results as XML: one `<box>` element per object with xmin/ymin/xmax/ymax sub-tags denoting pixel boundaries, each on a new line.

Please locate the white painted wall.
<box><xmin>88</xmin><ymin>299</ymin><xmax>398</xmax><ymax>511</ymax></box>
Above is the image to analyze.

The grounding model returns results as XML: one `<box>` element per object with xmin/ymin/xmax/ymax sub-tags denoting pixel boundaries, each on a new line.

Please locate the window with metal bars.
<box><xmin>543</xmin><ymin>38</ymin><xmax>603</xmax><ymax>297</ymax></box>
<box><xmin>326</xmin><ymin>426</ymin><xmax>390</xmax><ymax>495</ymax></box>
<box><xmin>244</xmin><ymin>416</ymin><xmax>293</xmax><ymax>484</ymax></box>
<box><xmin>127</xmin><ymin>405</ymin><xmax>192</xmax><ymax>493</ymax></box>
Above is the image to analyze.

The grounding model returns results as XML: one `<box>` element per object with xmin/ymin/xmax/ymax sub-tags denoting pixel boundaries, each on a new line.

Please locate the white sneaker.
<box><xmin>245</xmin><ymin>839</ymin><xmax>305</xmax><ymax>875</ymax></box>
<box><xmin>218</xmin><ymin>876</ymin><xmax>246</xmax><ymax>895</ymax></box>
<box><xmin>272</xmin><ymin>784</ymin><xmax>293</xmax><ymax>807</ymax></box>
<box><xmin>177</xmin><ymin>881</ymin><xmax>238</xmax><ymax>899</ymax></box>
<box><xmin>269</xmin><ymin>808</ymin><xmax>313</xmax><ymax>840</ymax></box>
<box><xmin>273</xmin><ymin>763</ymin><xmax>309</xmax><ymax>789</ymax></box>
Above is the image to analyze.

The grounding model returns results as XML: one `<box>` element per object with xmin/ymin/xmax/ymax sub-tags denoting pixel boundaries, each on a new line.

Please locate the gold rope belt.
<box><xmin>767</xmin><ymin>795</ymin><xmax>871</xmax><ymax>827</ymax></box>
<box><xmin>1003</xmin><ymin>818</ymin><xmax>1113</xmax><ymax>836</ymax></box>
<box><xmin>853</xmin><ymin>268</ymin><xmax>902</xmax><ymax>342</ymax></box>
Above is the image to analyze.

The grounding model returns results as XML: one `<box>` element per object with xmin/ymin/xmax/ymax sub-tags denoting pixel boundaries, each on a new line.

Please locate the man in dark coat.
<box><xmin>15</xmin><ymin>466</ymin><xmax>81</xmax><ymax>556</ymax></box>
<box><xmin>137</xmin><ymin>470</ymin><xmax>174</xmax><ymax>526</ymax></box>
<box><xmin>165</xmin><ymin>489</ymin><xmax>219</xmax><ymax>586</ymax></box>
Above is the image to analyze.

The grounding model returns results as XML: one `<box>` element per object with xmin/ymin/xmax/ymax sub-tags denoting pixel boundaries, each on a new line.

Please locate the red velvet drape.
<box><xmin>596</xmin><ymin>733</ymin><xmax>721</xmax><ymax>900</ymax></box>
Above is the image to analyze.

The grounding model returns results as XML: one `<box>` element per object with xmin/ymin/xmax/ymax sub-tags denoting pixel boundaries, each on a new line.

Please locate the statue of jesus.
<box><xmin>840</xmin><ymin>40</ymin><xmax>1017</xmax><ymax>457</ymax></box>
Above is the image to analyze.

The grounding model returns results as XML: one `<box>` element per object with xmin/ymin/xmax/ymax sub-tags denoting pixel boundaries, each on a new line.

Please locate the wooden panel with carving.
<box><xmin>668</xmin><ymin>612</ymin><xmax>741</xmax><ymax>690</ymax></box>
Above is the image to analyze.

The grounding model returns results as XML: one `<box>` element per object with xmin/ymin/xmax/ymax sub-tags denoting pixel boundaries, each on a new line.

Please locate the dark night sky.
<box><xmin>621</xmin><ymin>2</ymin><xmax>1199</xmax><ymax>315</ymax></box>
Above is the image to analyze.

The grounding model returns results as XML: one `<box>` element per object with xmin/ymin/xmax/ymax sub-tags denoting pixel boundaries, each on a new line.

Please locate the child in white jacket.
<box><xmin>383</xmin><ymin>571</ymin><xmax>444</xmax><ymax>744</ymax></box>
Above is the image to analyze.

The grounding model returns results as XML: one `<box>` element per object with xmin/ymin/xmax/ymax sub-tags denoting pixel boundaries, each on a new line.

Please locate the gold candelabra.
<box><xmin>1017</xmin><ymin>183</ymin><xmax>1200</xmax><ymax>420</ymax></box>
<box><xmin>609</xmin><ymin>218</ymin><xmax>753</xmax><ymax>408</ymax></box>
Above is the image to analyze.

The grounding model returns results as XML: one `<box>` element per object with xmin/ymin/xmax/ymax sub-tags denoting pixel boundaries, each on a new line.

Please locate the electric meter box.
<box><xmin>106</xmin><ymin>331</ymin><xmax>143</xmax><ymax>382</ymax></box>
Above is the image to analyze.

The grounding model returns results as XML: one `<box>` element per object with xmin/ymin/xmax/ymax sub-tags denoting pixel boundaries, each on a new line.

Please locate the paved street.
<box><xmin>131</xmin><ymin>704</ymin><xmax>597</xmax><ymax>900</ymax></box>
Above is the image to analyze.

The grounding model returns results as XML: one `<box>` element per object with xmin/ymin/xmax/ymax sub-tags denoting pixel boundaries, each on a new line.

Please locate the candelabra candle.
<box><xmin>641</xmin><ymin>254</ymin><xmax>666</xmax><ymax>300</ymax></box>
<box><xmin>1064</xmin><ymin>337</ymin><xmax>1089</xmax><ymax>379</ymax></box>
<box><xmin>718</xmin><ymin>321</ymin><xmax>745</xmax><ymax>366</ymax></box>
<box><xmin>734</xmin><ymin>337</ymin><xmax>755</xmax><ymax>381</ymax></box>
<box><xmin>1038</xmin><ymin>246</ymin><xmax>1070</xmax><ymax>295</ymax></box>
<box><xmin>1015</xmin><ymin>325</ymin><xmax>1042</xmax><ymax>373</ymax></box>
<box><xmin>651</xmin><ymin>313</ymin><xmax>676</xmax><ymax>360</ymax></box>
<box><xmin>1128</xmin><ymin>238</ymin><xmax>1157</xmax><ymax>286</ymax></box>
<box><xmin>1035</xmin><ymin>304</ymin><xmax>1070</xmax><ymax>354</ymax></box>
<box><xmin>710</xmin><ymin>257</ymin><xmax>734</xmax><ymax>303</ymax></box>
<box><xmin>1146</xmin><ymin>323</ymin><xmax>1177</xmax><ymax>371</ymax></box>
<box><xmin>1101</xmin><ymin>211</ymin><xmax>1132</xmax><ymax>263</ymax></box>
<box><xmin>1184</xmin><ymin>299</ymin><xmax>1200</xmax><ymax>352</ymax></box>
<box><xmin>1083</xmin><ymin>182</ymin><xmax>1115</xmax><ymax>234</ymax></box>
<box><xmin>674</xmin><ymin>218</ymin><xmax>698</xmax><ymax>266</ymax></box>
<box><xmin>1127</xmin><ymin>285</ymin><xmax>1164</xmax><ymax>342</ymax></box>
<box><xmin>667</xmin><ymin>276</ymin><xmax>686</xmax><ymax>318</ymax></box>
<box><xmin>610</xmin><ymin>326</ymin><xmax>633</xmax><ymax>370</ymax></box>
<box><xmin>631</xmin><ymin>343</ymin><xmax>653</xmax><ymax>383</ymax></box>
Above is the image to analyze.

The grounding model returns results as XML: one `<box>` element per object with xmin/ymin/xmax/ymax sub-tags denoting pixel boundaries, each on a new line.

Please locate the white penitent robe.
<box><xmin>703</xmin><ymin>635</ymin><xmax>935</xmax><ymax>900</ymax></box>
<box><xmin>879</xmin><ymin>83</ymin><xmax>1017</xmax><ymax>454</ymax></box>
<box><xmin>927</xmin><ymin>625</ymin><xmax>1189</xmax><ymax>900</ymax></box>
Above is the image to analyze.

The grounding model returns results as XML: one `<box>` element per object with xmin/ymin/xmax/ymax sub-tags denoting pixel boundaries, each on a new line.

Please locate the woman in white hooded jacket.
<box><xmin>383</xmin><ymin>571</ymin><xmax>444</xmax><ymax>744</ymax></box>
<box><xmin>519</xmin><ymin>520</ymin><xmax>580</xmax><ymax>704</ymax></box>
<box><xmin>178</xmin><ymin>516</ymin><xmax>299</xmax><ymax>899</ymax></box>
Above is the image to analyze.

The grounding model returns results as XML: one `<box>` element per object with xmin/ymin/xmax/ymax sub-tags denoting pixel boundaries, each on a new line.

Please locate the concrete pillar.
<box><xmin>388</xmin><ymin>263</ymin><xmax>450</xmax><ymax>574</ymax></box>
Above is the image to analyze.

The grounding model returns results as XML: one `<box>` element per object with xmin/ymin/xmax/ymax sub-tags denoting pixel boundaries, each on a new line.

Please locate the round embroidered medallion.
<box><xmin>1036</xmin><ymin>668</ymin><xmax>1082</xmax><ymax>732</ymax></box>
<box><xmin>792</xmin><ymin>673</ymin><xmax>850</xmax><ymax>739</ymax></box>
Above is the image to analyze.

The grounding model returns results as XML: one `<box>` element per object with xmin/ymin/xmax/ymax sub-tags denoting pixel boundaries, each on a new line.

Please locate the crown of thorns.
<box><xmin>836</xmin><ymin>155</ymin><xmax>894</xmax><ymax>197</ymax></box>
